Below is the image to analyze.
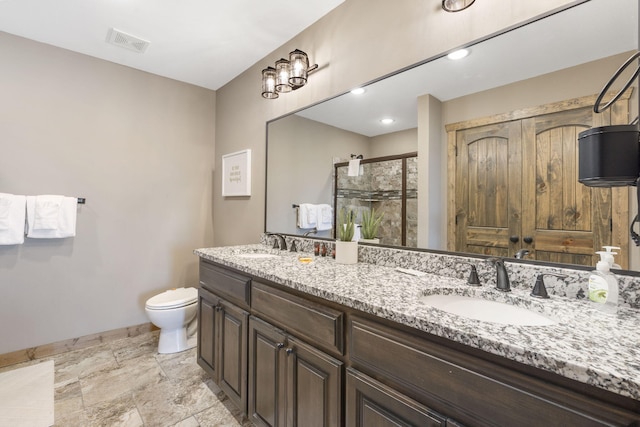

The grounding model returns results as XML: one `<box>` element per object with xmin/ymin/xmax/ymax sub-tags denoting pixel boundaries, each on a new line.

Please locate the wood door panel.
<box><xmin>450</xmin><ymin>93</ymin><xmax>631</xmax><ymax>268</ymax></box>
<box><xmin>534</xmin><ymin>230</ymin><xmax>594</xmax><ymax>255</ymax></box>
<box><xmin>455</xmin><ymin>121</ymin><xmax>521</xmax><ymax>256</ymax></box>
<box><xmin>219</xmin><ymin>301</ymin><xmax>248</xmax><ymax>413</ymax></box>
<box><xmin>249</xmin><ymin>317</ymin><xmax>287</xmax><ymax>427</ymax></box>
<box><xmin>286</xmin><ymin>336</ymin><xmax>342</xmax><ymax>427</ymax></box>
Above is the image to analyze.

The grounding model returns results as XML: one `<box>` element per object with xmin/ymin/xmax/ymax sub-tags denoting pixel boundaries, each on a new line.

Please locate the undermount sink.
<box><xmin>419</xmin><ymin>294</ymin><xmax>556</xmax><ymax>326</ymax></box>
<box><xmin>237</xmin><ymin>253</ymin><xmax>279</xmax><ymax>259</ymax></box>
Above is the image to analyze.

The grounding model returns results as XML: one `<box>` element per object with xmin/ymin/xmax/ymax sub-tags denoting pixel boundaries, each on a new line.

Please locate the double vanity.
<box><xmin>195</xmin><ymin>239</ymin><xmax>640</xmax><ymax>426</ymax></box>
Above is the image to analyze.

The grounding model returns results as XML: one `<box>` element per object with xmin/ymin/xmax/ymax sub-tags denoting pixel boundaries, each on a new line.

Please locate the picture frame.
<box><xmin>222</xmin><ymin>149</ymin><xmax>251</xmax><ymax>197</ymax></box>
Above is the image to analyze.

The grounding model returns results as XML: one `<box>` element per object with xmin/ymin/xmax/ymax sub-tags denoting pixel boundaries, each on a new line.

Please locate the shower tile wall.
<box><xmin>336</xmin><ymin>156</ymin><xmax>417</xmax><ymax>246</ymax></box>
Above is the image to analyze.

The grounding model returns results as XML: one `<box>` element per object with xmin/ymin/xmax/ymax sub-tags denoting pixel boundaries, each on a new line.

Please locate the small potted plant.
<box><xmin>335</xmin><ymin>208</ymin><xmax>358</xmax><ymax>264</ymax></box>
<box><xmin>359</xmin><ymin>207</ymin><xmax>384</xmax><ymax>244</ymax></box>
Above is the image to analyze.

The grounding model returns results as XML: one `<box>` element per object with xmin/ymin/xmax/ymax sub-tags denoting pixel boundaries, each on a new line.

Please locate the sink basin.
<box><xmin>237</xmin><ymin>253</ymin><xmax>279</xmax><ymax>259</ymax></box>
<box><xmin>419</xmin><ymin>294</ymin><xmax>556</xmax><ymax>326</ymax></box>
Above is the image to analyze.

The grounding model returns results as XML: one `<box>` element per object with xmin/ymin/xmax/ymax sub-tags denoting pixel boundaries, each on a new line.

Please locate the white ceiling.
<box><xmin>296</xmin><ymin>0</ymin><xmax>639</xmax><ymax>137</ymax></box>
<box><xmin>0</xmin><ymin>0</ymin><xmax>345</xmax><ymax>90</ymax></box>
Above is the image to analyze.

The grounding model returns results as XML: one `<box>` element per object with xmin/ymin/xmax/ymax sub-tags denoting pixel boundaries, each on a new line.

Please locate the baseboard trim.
<box><xmin>0</xmin><ymin>322</ymin><xmax>157</xmax><ymax>369</ymax></box>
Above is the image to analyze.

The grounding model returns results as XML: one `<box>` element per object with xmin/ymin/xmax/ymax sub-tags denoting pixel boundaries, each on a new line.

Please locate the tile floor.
<box><xmin>0</xmin><ymin>331</ymin><xmax>254</xmax><ymax>427</ymax></box>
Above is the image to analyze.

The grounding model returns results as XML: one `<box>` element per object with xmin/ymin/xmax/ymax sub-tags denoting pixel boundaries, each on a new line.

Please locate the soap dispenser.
<box><xmin>588</xmin><ymin>251</ymin><xmax>619</xmax><ymax>313</ymax></box>
<box><xmin>602</xmin><ymin>246</ymin><xmax>622</xmax><ymax>269</ymax></box>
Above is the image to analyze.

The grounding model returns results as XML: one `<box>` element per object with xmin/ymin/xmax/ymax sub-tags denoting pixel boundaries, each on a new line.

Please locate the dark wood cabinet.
<box><xmin>248</xmin><ymin>316</ymin><xmax>287</xmax><ymax>427</ymax></box>
<box><xmin>198</xmin><ymin>258</ymin><xmax>640</xmax><ymax>427</ymax></box>
<box><xmin>197</xmin><ymin>289</ymin><xmax>249</xmax><ymax>413</ymax></box>
<box><xmin>346</xmin><ymin>368</ymin><xmax>446</xmax><ymax>427</ymax></box>
<box><xmin>197</xmin><ymin>286</ymin><xmax>220</xmax><ymax>379</ymax></box>
<box><xmin>218</xmin><ymin>298</ymin><xmax>249</xmax><ymax>413</ymax></box>
<box><xmin>248</xmin><ymin>316</ymin><xmax>343</xmax><ymax>427</ymax></box>
<box><xmin>285</xmin><ymin>335</ymin><xmax>342</xmax><ymax>427</ymax></box>
<box><xmin>348</xmin><ymin>316</ymin><xmax>639</xmax><ymax>427</ymax></box>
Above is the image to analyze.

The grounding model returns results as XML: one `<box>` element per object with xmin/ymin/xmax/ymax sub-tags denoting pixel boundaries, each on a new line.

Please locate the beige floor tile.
<box><xmin>80</xmin><ymin>353</ymin><xmax>166</xmax><ymax>407</ymax></box>
<box><xmin>54</xmin><ymin>379</ymin><xmax>84</xmax><ymax>418</ymax></box>
<box><xmin>84</xmin><ymin>393</ymin><xmax>144</xmax><ymax>427</ymax></box>
<box><xmin>24</xmin><ymin>329</ymin><xmax>256</xmax><ymax>426</ymax></box>
<box><xmin>172</xmin><ymin>415</ymin><xmax>201</xmax><ymax>427</ymax></box>
<box><xmin>53</xmin><ymin>343</ymin><xmax>118</xmax><ymax>385</ymax></box>
<box><xmin>134</xmin><ymin>373</ymin><xmax>219</xmax><ymax>426</ymax></box>
<box><xmin>111</xmin><ymin>330</ymin><xmax>160</xmax><ymax>363</ymax></box>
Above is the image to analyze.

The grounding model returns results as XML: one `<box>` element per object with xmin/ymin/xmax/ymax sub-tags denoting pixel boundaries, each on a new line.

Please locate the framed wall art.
<box><xmin>222</xmin><ymin>149</ymin><xmax>251</xmax><ymax>197</ymax></box>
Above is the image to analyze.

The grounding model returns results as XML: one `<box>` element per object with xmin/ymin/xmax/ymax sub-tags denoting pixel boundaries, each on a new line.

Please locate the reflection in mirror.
<box><xmin>266</xmin><ymin>0</ymin><xmax>639</xmax><ymax>271</ymax></box>
<box><xmin>335</xmin><ymin>153</ymin><xmax>418</xmax><ymax>247</ymax></box>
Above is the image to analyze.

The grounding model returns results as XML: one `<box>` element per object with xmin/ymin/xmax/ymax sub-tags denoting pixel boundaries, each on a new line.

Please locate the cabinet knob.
<box><xmin>286</xmin><ymin>348</ymin><xmax>294</xmax><ymax>355</ymax></box>
<box><xmin>215</xmin><ymin>304</ymin><xmax>222</xmax><ymax>312</ymax></box>
<box><xmin>276</xmin><ymin>342</ymin><xmax>285</xmax><ymax>349</ymax></box>
<box><xmin>523</xmin><ymin>236</ymin><xmax>534</xmax><ymax>244</ymax></box>
<box><xmin>509</xmin><ymin>235</ymin><xmax>519</xmax><ymax>243</ymax></box>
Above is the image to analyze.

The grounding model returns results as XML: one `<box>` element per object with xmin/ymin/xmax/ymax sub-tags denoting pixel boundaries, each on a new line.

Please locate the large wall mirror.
<box><xmin>266</xmin><ymin>0</ymin><xmax>639</xmax><ymax>271</ymax></box>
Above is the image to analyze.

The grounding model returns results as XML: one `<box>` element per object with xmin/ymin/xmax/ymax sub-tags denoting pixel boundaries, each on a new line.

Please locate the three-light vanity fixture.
<box><xmin>261</xmin><ymin>49</ymin><xmax>318</xmax><ymax>99</ymax></box>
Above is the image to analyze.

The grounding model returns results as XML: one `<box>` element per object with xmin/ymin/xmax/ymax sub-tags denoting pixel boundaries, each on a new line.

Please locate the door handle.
<box><xmin>523</xmin><ymin>236</ymin><xmax>533</xmax><ymax>244</ymax></box>
<box><xmin>509</xmin><ymin>236</ymin><xmax>519</xmax><ymax>243</ymax></box>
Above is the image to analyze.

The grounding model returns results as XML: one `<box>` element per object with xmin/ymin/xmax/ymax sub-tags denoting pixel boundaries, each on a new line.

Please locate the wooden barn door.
<box><xmin>454</xmin><ymin>121</ymin><xmax>522</xmax><ymax>257</ymax></box>
<box><xmin>448</xmin><ymin>93</ymin><xmax>630</xmax><ymax>268</ymax></box>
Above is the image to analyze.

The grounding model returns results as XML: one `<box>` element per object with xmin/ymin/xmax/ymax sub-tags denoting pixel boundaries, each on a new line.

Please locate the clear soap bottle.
<box><xmin>588</xmin><ymin>251</ymin><xmax>619</xmax><ymax>314</ymax></box>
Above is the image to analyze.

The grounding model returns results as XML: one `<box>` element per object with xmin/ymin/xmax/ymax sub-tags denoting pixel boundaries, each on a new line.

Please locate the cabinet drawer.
<box><xmin>199</xmin><ymin>260</ymin><xmax>250</xmax><ymax>309</ymax></box>
<box><xmin>349</xmin><ymin>316</ymin><xmax>638</xmax><ymax>427</ymax></box>
<box><xmin>252</xmin><ymin>281</ymin><xmax>344</xmax><ymax>355</ymax></box>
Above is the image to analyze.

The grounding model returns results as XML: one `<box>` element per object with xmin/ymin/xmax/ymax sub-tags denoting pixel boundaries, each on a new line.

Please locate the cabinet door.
<box><xmin>197</xmin><ymin>287</ymin><xmax>220</xmax><ymax>380</ymax></box>
<box><xmin>218</xmin><ymin>299</ymin><xmax>249</xmax><ymax>415</ymax></box>
<box><xmin>346</xmin><ymin>368</ymin><xmax>445</xmax><ymax>427</ymax></box>
<box><xmin>249</xmin><ymin>317</ymin><xmax>287</xmax><ymax>427</ymax></box>
<box><xmin>285</xmin><ymin>336</ymin><xmax>342</xmax><ymax>427</ymax></box>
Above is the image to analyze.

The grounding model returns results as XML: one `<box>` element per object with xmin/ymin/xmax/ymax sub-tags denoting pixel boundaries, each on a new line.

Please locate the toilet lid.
<box><xmin>146</xmin><ymin>287</ymin><xmax>197</xmax><ymax>310</ymax></box>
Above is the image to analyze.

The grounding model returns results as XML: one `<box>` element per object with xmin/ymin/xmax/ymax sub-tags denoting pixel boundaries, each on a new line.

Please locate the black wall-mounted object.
<box><xmin>578</xmin><ymin>124</ymin><xmax>640</xmax><ymax>187</ymax></box>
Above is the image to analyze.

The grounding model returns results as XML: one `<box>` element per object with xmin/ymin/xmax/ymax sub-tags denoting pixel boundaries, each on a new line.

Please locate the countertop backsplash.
<box><xmin>261</xmin><ymin>233</ymin><xmax>640</xmax><ymax>309</ymax></box>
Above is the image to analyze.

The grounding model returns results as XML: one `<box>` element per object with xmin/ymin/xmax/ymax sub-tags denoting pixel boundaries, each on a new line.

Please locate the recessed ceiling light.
<box><xmin>447</xmin><ymin>49</ymin><xmax>469</xmax><ymax>60</ymax></box>
<box><xmin>380</xmin><ymin>118</ymin><xmax>394</xmax><ymax>125</ymax></box>
<box><xmin>351</xmin><ymin>88</ymin><xmax>366</xmax><ymax>95</ymax></box>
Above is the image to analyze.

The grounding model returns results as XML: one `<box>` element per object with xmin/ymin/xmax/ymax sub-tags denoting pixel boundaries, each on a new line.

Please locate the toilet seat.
<box><xmin>146</xmin><ymin>287</ymin><xmax>197</xmax><ymax>310</ymax></box>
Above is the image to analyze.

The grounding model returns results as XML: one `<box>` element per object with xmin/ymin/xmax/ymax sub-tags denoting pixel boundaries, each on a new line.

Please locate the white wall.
<box><xmin>213</xmin><ymin>0</ymin><xmax>576</xmax><ymax>247</ymax></box>
<box><xmin>0</xmin><ymin>32</ymin><xmax>216</xmax><ymax>354</ymax></box>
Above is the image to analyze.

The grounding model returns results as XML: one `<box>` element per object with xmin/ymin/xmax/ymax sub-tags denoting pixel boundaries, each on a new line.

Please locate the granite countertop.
<box><xmin>195</xmin><ymin>244</ymin><xmax>640</xmax><ymax>401</ymax></box>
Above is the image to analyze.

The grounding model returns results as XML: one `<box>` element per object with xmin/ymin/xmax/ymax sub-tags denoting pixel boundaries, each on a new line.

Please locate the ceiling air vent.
<box><xmin>106</xmin><ymin>28</ymin><xmax>150</xmax><ymax>53</ymax></box>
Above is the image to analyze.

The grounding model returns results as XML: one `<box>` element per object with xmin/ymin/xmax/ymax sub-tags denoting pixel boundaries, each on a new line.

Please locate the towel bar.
<box><xmin>77</xmin><ymin>198</ymin><xmax>86</xmax><ymax>204</ymax></box>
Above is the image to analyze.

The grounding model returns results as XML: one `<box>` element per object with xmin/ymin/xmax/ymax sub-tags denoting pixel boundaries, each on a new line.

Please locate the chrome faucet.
<box><xmin>268</xmin><ymin>233</ymin><xmax>288</xmax><ymax>251</ymax></box>
<box><xmin>514</xmin><ymin>249</ymin><xmax>530</xmax><ymax>259</ymax></box>
<box><xmin>489</xmin><ymin>258</ymin><xmax>511</xmax><ymax>292</ymax></box>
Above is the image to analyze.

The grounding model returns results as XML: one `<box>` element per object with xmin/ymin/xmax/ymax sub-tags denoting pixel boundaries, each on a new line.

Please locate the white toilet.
<box><xmin>145</xmin><ymin>287</ymin><xmax>198</xmax><ymax>354</ymax></box>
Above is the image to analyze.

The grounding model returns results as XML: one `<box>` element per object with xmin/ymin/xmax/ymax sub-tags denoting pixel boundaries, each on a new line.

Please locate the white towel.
<box><xmin>33</xmin><ymin>195</ymin><xmax>63</xmax><ymax>230</ymax></box>
<box><xmin>298</xmin><ymin>203</ymin><xmax>317</xmax><ymax>229</ymax></box>
<box><xmin>348</xmin><ymin>159</ymin><xmax>361</xmax><ymax>177</ymax></box>
<box><xmin>316</xmin><ymin>204</ymin><xmax>333</xmax><ymax>231</ymax></box>
<box><xmin>0</xmin><ymin>194</ymin><xmax>26</xmax><ymax>245</ymax></box>
<box><xmin>26</xmin><ymin>196</ymin><xmax>77</xmax><ymax>238</ymax></box>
